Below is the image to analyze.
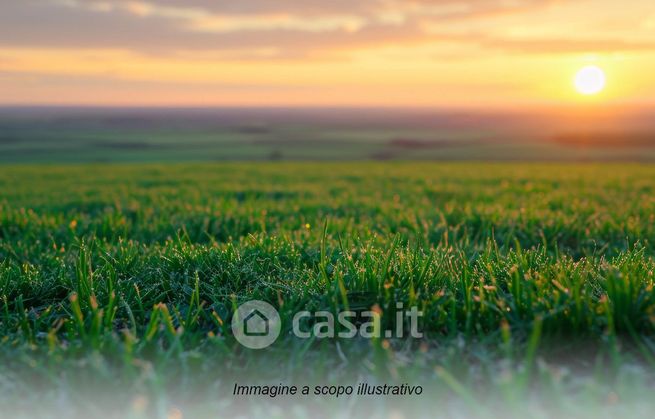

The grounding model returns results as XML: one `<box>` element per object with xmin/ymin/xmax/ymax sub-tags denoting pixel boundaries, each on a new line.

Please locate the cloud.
<box><xmin>0</xmin><ymin>0</ymin><xmax>652</xmax><ymax>60</ymax></box>
<box><xmin>124</xmin><ymin>0</ymin><xmax>551</xmax><ymax>17</ymax></box>
<box><xmin>0</xmin><ymin>0</ymin><xmax>544</xmax><ymax>51</ymax></box>
<box><xmin>479</xmin><ymin>37</ymin><xmax>655</xmax><ymax>53</ymax></box>
<box><xmin>0</xmin><ymin>7</ymin><xmax>422</xmax><ymax>58</ymax></box>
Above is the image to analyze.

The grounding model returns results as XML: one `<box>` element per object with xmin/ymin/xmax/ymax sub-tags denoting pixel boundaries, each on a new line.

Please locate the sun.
<box><xmin>574</xmin><ymin>65</ymin><xmax>606</xmax><ymax>95</ymax></box>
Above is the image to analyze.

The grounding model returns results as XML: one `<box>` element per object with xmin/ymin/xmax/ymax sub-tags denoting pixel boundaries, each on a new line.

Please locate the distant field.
<box><xmin>1</xmin><ymin>162</ymin><xmax>655</xmax><ymax>418</ymax></box>
<box><xmin>2</xmin><ymin>107</ymin><xmax>655</xmax><ymax>162</ymax></box>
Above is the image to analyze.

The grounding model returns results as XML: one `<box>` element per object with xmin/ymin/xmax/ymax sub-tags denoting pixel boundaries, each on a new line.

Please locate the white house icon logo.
<box><xmin>232</xmin><ymin>300</ymin><xmax>281</xmax><ymax>349</ymax></box>
<box><xmin>244</xmin><ymin>309</ymin><xmax>269</xmax><ymax>336</ymax></box>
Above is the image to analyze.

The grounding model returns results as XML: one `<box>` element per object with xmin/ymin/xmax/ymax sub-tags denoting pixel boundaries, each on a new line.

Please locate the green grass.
<box><xmin>1</xmin><ymin>162</ymin><xmax>655</xmax><ymax>418</ymax></box>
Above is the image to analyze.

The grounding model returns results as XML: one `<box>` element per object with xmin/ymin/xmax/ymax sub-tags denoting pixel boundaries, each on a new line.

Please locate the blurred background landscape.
<box><xmin>2</xmin><ymin>106</ymin><xmax>655</xmax><ymax>163</ymax></box>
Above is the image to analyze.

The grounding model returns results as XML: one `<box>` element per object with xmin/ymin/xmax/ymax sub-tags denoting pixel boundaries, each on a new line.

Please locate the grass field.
<box><xmin>2</xmin><ymin>162</ymin><xmax>655</xmax><ymax>418</ymax></box>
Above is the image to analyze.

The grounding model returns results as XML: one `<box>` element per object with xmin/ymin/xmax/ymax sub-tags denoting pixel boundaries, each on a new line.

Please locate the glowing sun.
<box><xmin>574</xmin><ymin>65</ymin><xmax>606</xmax><ymax>95</ymax></box>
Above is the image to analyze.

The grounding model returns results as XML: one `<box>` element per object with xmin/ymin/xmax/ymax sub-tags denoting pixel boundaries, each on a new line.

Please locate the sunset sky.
<box><xmin>1</xmin><ymin>0</ymin><xmax>654</xmax><ymax>108</ymax></box>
